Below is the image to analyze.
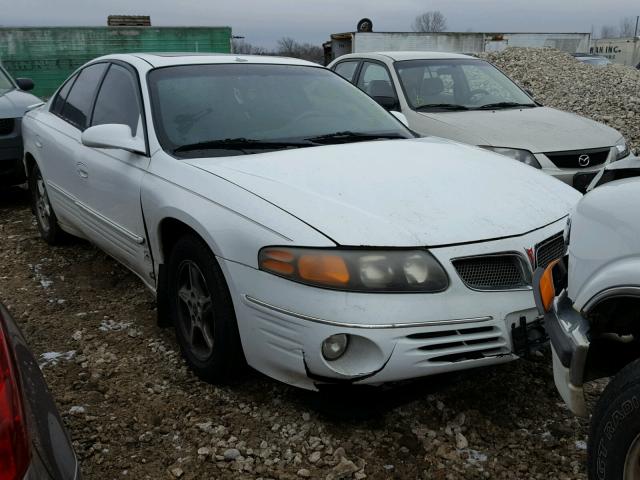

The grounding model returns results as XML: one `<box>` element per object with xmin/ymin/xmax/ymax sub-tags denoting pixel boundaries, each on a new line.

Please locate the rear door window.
<box><xmin>61</xmin><ymin>63</ymin><xmax>108</xmax><ymax>130</ymax></box>
<box><xmin>333</xmin><ymin>61</ymin><xmax>359</xmax><ymax>82</ymax></box>
<box><xmin>356</xmin><ymin>62</ymin><xmax>397</xmax><ymax>102</ymax></box>
<box><xmin>51</xmin><ymin>74</ymin><xmax>77</xmax><ymax>115</ymax></box>
<box><xmin>91</xmin><ymin>64</ymin><xmax>142</xmax><ymax>136</ymax></box>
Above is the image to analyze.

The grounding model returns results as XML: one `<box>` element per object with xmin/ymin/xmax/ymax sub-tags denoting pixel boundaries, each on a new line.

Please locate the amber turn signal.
<box><xmin>298</xmin><ymin>254</ymin><xmax>350</xmax><ymax>286</ymax></box>
<box><xmin>539</xmin><ymin>259</ymin><xmax>560</xmax><ymax>312</ymax></box>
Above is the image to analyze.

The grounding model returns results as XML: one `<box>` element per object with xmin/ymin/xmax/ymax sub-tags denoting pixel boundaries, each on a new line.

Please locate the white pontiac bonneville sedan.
<box><xmin>22</xmin><ymin>53</ymin><xmax>581</xmax><ymax>390</ymax></box>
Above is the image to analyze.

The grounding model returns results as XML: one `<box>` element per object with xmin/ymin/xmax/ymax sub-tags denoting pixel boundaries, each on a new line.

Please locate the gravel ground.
<box><xmin>481</xmin><ymin>48</ymin><xmax>640</xmax><ymax>152</ymax></box>
<box><xmin>1</xmin><ymin>187</ymin><xmax>603</xmax><ymax>480</ymax></box>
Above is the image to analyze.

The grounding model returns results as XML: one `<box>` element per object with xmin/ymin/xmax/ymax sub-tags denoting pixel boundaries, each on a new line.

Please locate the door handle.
<box><xmin>76</xmin><ymin>162</ymin><xmax>89</xmax><ymax>179</ymax></box>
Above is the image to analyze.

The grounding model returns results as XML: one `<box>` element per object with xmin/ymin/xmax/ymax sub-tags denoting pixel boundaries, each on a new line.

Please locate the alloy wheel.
<box><xmin>176</xmin><ymin>260</ymin><xmax>215</xmax><ymax>361</ymax></box>
<box><xmin>34</xmin><ymin>171</ymin><xmax>51</xmax><ymax>233</ymax></box>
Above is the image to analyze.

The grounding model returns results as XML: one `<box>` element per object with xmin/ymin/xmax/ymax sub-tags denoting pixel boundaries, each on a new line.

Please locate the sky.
<box><xmin>1</xmin><ymin>0</ymin><xmax>638</xmax><ymax>48</ymax></box>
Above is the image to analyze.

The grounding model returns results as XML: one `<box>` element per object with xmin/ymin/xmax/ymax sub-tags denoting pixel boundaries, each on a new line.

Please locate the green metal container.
<box><xmin>0</xmin><ymin>27</ymin><xmax>232</xmax><ymax>98</ymax></box>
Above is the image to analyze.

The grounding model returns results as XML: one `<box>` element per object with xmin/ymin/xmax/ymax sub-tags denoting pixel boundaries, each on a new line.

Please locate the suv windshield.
<box><xmin>148</xmin><ymin>63</ymin><xmax>413</xmax><ymax>157</ymax></box>
<box><xmin>0</xmin><ymin>67</ymin><xmax>15</xmax><ymax>95</ymax></box>
<box><xmin>394</xmin><ymin>58</ymin><xmax>536</xmax><ymax>112</ymax></box>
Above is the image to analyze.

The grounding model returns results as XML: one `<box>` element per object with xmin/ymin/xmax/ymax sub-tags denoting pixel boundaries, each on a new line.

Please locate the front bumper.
<box><xmin>543</xmin><ymin>291</ymin><xmax>590</xmax><ymax>416</ymax></box>
<box><xmin>221</xmin><ymin>221</ymin><xmax>565</xmax><ymax>390</ymax></box>
<box><xmin>0</xmin><ymin>117</ymin><xmax>25</xmax><ymax>185</ymax></box>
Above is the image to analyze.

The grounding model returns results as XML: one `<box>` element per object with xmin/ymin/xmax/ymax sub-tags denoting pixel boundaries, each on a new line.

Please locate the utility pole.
<box><xmin>635</xmin><ymin>15</ymin><xmax>639</xmax><ymax>38</ymax></box>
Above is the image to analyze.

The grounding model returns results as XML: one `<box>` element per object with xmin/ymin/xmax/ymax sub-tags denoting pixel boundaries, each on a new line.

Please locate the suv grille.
<box><xmin>453</xmin><ymin>254</ymin><xmax>529</xmax><ymax>290</ymax></box>
<box><xmin>545</xmin><ymin>148</ymin><xmax>610</xmax><ymax>169</ymax></box>
<box><xmin>536</xmin><ymin>233</ymin><xmax>565</xmax><ymax>268</ymax></box>
<box><xmin>0</xmin><ymin>118</ymin><xmax>14</xmax><ymax>135</ymax></box>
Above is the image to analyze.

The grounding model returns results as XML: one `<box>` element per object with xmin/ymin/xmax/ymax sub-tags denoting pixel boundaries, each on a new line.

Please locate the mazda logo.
<box><xmin>578</xmin><ymin>154</ymin><xmax>590</xmax><ymax>167</ymax></box>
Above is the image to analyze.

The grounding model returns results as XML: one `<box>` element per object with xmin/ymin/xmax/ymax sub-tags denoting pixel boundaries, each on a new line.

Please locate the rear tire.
<box><xmin>167</xmin><ymin>234</ymin><xmax>246</xmax><ymax>383</ymax></box>
<box><xmin>29</xmin><ymin>163</ymin><xmax>66</xmax><ymax>245</ymax></box>
<box><xmin>588</xmin><ymin>358</ymin><xmax>640</xmax><ymax>480</ymax></box>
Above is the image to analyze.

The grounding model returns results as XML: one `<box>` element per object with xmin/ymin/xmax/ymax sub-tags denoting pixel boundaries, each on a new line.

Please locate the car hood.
<box><xmin>0</xmin><ymin>89</ymin><xmax>42</xmax><ymax>118</ymax></box>
<box><xmin>416</xmin><ymin>106</ymin><xmax>622</xmax><ymax>152</ymax></box>
<box><xmin>186</xmin><ymin>137</ymin><xmax>581</xmax><ymax>246</ymax></box>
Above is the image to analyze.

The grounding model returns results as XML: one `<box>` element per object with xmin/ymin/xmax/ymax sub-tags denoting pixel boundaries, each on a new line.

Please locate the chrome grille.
<box><xmin>0</xmin><ymin>118</ymin><xmax>14</xmax><ymax>135</ymax></box>
<box><xmin>536</xmin><ymin>233</ymin><xmax>565</xmax><ymax>268</ymax></box>
<box><xmin>453</xmin><ymin>254</ymin><xmax>529</xmax><ymax>290</ymax></box>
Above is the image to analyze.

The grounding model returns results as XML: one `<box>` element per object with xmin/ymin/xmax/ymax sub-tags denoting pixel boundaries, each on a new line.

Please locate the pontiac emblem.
<box><xmin>578</xmin><ymin>154</ymin><xmax>590</xmax><ymax>167</ymax></box>
<box><xmin>525</xmin><ymin>247</ymin><xmax>535</xmax><ymax>268</ymax></box>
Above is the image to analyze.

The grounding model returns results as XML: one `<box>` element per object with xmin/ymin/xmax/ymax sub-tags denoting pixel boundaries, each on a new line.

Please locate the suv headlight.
<box><xmin>259</xmin><ymin>247</ymin><xmax>449</xmax><ymax>293</ymax></box>
<box><xmin>615</xmin><ymin>137</ymin><xmax>630</xmax><ymax>160</ymax></box>
<box><xmin>481</xmin><ymin>147</ymin><xmax>542</xmax><ymax>168</ymax></box>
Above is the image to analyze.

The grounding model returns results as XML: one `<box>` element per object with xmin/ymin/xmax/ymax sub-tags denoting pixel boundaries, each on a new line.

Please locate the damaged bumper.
<box><xmin>543</xmin><ymin>291</ymin><xmax>590</xmax><ymax>416</ymax></box>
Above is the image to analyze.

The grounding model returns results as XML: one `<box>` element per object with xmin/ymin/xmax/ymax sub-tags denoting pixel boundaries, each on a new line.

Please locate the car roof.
<box><xmin>90</xmin><ymin>52</ymin><xmax>320</xmax><ymax>68</ymax></box>
<box><xmin>336</xmin><ymin>51</ymin><xmax>477</xmax><ymax>62</ymax></box>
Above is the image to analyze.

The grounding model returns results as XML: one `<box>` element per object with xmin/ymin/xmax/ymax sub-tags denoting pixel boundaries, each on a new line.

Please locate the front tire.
<box><xmin>588</xmin><ymin>359</ymin><xmax>640</xmax><ymax>479</ymax></box>
<box><xmin>167</xmin><ymin>234</ymin><xmax>245</xmax><ymax>383</ymax></box>
<box><xmin>29</xmin><ymin>163</ymin><xmax>66</xmax><ymax>245</ymax></box>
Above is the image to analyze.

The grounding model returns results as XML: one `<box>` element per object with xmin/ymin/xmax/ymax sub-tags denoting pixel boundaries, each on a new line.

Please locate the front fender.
<box><xmin>572</xmin><ymin>256</ymin><xmax>640</xmax><ymax>312</ymax></box>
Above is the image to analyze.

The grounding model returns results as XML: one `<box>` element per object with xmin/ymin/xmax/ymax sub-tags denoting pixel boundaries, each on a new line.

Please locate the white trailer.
<box><xmin>325</xmin><ymin>31</ymin><xmax>592</xmax><ymax>63</ymax></box>
<box><xmin>590</xmin><ymin>37</ymin><xmax>640</xmax><ymax>67</ymax></box>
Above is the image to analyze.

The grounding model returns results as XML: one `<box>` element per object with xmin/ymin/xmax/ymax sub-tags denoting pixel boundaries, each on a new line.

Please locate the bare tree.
<box><xmin>276</xmin><ymin>37</ymin><xmax>324</xmax><ymax>64</ymax></box>
<box><xmin>231</xmin><ymin>39</ymin><xmax>267</xmax><ymax>55</ymax></box>
<box><xmin>619</xmin><ymin>16</ymin><xmax>636</xmax><ymax>37</ymax></box>
<box><xmin>412</xmin><ymin>11</ymin><xmax>447</xmax><ymax>32</ymax></box>
<box><xmin>600</xmin><ymin>25</ymin><xmax>618</xmax><ymax>38</ymax></box>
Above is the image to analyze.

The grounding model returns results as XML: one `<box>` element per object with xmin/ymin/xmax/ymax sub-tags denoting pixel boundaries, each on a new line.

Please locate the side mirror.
<box><xmin>390</xmin><ymin>111</ymin><xmax>409</xmax><ymax>127</ymax></box>
<box><xmin>373</xmin><ymin>95</ymin><xmax>399</xmax><ymax>111</ymax></box>
<box><xmin>15</xmin><ymin>78</ymin><xmax>34</xmax><ymax>91</ymax></box>
<box><xmin>524</xmin><ymin>88</ymin><xmax>534</xmax><ymax>98</ymax></box>
<box><xmin>81</xmin><ymin>124</ymin><xmax>145</xmax><ymax>154</ymax></box>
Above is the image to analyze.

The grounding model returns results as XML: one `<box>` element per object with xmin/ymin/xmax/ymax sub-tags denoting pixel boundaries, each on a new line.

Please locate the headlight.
<box><xmin>258</xmin><ymin>247</ymin><xmax>449</xmax><ymax>293</ymax></box>
<box><xmin>482</xmin><ymin>147</ymin><xmax>542</xmax><ymax>168</ymax></box>
<box><xmin>615</xmin><ymin>137</ymin><xmax>630</xmax><ymax>160</ymax></box>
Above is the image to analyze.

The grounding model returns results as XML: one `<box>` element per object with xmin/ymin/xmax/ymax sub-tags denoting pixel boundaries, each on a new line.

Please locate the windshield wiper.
<box><xmin>415</xmin><ymin>104</ymin><xmax>470</xmax><ymax>111</ymax></box>
<box><xmin>475</xmin><ymin>102</ymin><xmax>536</xmax><ymax>110</ymax></box>
<box><xmin>306</xmin><ymin>131</ymin><xmax>406</xmax><ymax>144</ymax></box>
<box><xmin>173</xmin><ymin>137</ymin><xmax>313</xmax><ymax>154</ymax></box>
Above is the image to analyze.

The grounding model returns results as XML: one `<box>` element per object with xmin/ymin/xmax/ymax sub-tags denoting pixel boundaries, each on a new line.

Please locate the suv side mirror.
<box><xmin>524</xmin><ymin>88</ymin><xmax>534</xmax><ymax>98</ymax></box>
<box><xmin>81</xmin><ymin>124</ymin><xmax>145</xmax><ymax>155</ymax></box>
<box><xmin>373</xmin><ymin>95</ymin><xmax>399</xmax><ymax>111</ymax></box>
<box><xmin>16</xmin><ymin>78</ymin><xmax>35</xmax><ymax>91</ymax></box>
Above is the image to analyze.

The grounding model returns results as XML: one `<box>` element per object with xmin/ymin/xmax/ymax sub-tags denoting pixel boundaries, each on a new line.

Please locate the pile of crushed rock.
<box><xmin>481</xmin><ymin>48</ymin><xmax>640</xmax><ymax>152</ymax></box>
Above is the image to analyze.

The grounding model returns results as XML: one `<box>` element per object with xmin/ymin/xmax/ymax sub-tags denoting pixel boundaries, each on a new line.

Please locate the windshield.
<box><xmin>578</xmin><ymin>57</ymin><xmax>610</xmax><ymax>66</ymax></box>
<box><xmin>394</xmin><ymin>58</ymin><xmax>536</xmax><ymax>112</ymax></box>
<box><xmin>148</xmin><ymin>63</ymin><xmax>413</xmax><ymax>157</ymax></box>
<box><xmin>0</xmin><ymin>67</ymin><xmax>15</xmax><ymax>94</ymax></box>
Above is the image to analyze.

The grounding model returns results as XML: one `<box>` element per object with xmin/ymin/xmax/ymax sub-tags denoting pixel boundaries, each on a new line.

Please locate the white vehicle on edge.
<box><xmin>22</xmin><ymin>53</ymin><xmax>580</xmax><ymax>390</ymax></box>
<box><xmin>328</xmin><ymin>52</ymin><xmax>632</xmax><ymax>192</ymax></box>
<box><xmin>534</xmin><ymin>162</ymin><xmax>640</xmax><ymax>480</ymax></box>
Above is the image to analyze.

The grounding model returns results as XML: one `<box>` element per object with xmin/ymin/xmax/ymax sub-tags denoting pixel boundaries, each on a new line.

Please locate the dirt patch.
<box><xmin>1</xmin><ymin>187</ymin><xmax>598</xmax><ymax>479</ymax></box>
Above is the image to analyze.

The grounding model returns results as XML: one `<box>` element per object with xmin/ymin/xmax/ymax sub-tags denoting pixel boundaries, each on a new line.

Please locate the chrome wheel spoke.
<box><xmin>178</xmin><ymin>286</ymin><xmax>192</xmax><ymax>305</ymax></box>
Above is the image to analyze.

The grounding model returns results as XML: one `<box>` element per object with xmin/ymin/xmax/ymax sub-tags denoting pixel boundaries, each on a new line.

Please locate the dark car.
<box><xmin>0</xmin><ymin>65</ymin><xmax>41</xmax><ymax>186</ymax></box>
<box><xmin>0</xmin><ymin>302</ymin><xmax>80</xmax><ymax>479</ymax></box>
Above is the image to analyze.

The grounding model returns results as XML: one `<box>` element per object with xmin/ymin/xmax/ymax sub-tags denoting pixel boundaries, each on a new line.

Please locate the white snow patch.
<box><xmin>463</xmin><ymin>449</ymin><xmax>488</xmax><ymax>463</ymax></box>
<box><xmin>69</xmin><ymin>406</ymin><xmax>86</xmax><ymax>415</ymax></box>
<box><xmin>575</xmin><ymin>440</ymin><xmax>588</xmax><ymax>450</ymax></box>
<box><xmin>99</xmin><ymin>319</ymin><xmax>132</xmax><ymax>332</ymax></box>
<box><xmin>39</xmin><ymin>350</ymin><xmax>76</xmax><ymax>368</ymax></box>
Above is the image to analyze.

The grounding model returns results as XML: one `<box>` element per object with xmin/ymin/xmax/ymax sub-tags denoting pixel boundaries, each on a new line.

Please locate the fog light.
<box><xmin>321</xmin><ymin>334</ymin><xmax>349</xmax><ymax>361</ymax></box>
